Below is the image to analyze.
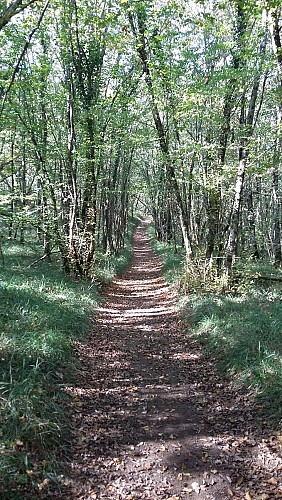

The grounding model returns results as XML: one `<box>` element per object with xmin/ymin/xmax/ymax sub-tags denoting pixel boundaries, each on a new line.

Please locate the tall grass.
<box><xmin>185</xmin><ymin>290</ymin><xmax>282</xmax><ymax>422</ymax></box>
<box><xmin>95</xmin><ymin>245</ymin><xmax>133</xmax><ymax>285</ymax></box>
<box><xmin>0</xmin><ymin>217</ymin><xmax>139</xmax><ymax>496</ymax></box>
<box><xmin>150</xmin><ymin>230</ymin><xmax>282</xmax><ymax>424</ymax></box>
<box><xmin>148</xmin><ymin>225</ymin><xmax>185</xmax><ymax>282</ymax></box>
<box><xmin>0</xmin><ymin>241</ymin><xmax>99</xmax><ymax>495</ymax></box>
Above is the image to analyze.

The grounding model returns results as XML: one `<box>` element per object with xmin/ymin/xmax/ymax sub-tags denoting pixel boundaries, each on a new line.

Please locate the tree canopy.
<box><xmin>1</xmin><ymin>0</ymin><xmax>282</xmax><ymax>277</ymax></box>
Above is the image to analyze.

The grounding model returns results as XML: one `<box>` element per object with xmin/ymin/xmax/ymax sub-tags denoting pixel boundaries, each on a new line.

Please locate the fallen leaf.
<box><xmin>245</xmin><ymin>493</ymin><xmax>252</xmax><ymax>500</ymax></box>
<box><xmin>236</xmin><ymin>476</ymin><xmax>243</xmax><ymax>486</ymax></box>
<box><xmin>38</xmin><ymin>478</ymin><xmax>50</xmax><ymax>491</ymax></box>
<box><xmin>191</xmin><ymin>481</ymin><xmax>201</xmax><ymax>494</ymax></box>
<box><xmin>266</xmin><ymin>477</ymin><xmax>278</xmax><ymax>485</ymax></box>
<box><xmin>171</xmin><ymin>442</ymin><xmax>182</xmax><ymax>449</ymax></box>
<box><xmin>13</xmin><ymin>440</ymin><xmax>24</xmax><ymax>449</ymax></box>
<box><xmin>72</xmin><ymin>396</ymin><xmax>83</xmax><ymax>407</ymax></box>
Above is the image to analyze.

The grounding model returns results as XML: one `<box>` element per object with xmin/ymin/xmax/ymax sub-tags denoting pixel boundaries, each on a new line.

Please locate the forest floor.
<box><xmin>53</xmin><ymin>220</ymin><xmax>282</xmax><ymax>500</ymax></box>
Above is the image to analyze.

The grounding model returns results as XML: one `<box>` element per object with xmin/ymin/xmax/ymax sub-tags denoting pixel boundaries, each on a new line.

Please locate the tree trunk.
<box><xmin>128</xmin><ymin>8</ymin><xmax>192</xmax><ymax>262</ymax></box>
<box><xmin>272</xmin><ymin>165</ymin><xmax>282</xmax><ymax>265</ymax></box>
<box><xmin>268</xmin><ymin>9</ymin><xmax>282</xmax><ymax>266</ymax></box>
<box><xmin>245</xmin><ymin>176</ymin><xmax>260</xmax><ymax>259</ymax></box>
<box><xmin>225</xmin><ymin>16</ymin><xmax>267</xmax><ymax>274</ymax></box>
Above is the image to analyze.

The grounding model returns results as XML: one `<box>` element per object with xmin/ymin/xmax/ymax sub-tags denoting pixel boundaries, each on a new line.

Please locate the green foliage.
<box><xmin>0</xmin><ymin>241</ymin><xmax>99</xmax><ymax>495</ymax></box>
<box><xmin>148</xmin><ymin>225</ymin><xmax>185</xmax><ymax>283</ymax></box>
<box><xmin>95</xmin><ymin>215</ymin><xmax>141</xmax><ymax>285</ymax></box>
<box><xmin>232</xmin><ymin>259</ymin><xmax>282</xmax><ymax>293</ymax></box>
<box><xmin>95</xmin><ymin>246</ymin><xmax>132</xmax><ymax>284</ymax></box>
<box><xmin>149</xmin><ymin>226</ymin><xmax>228</xmax><ymax>293</ymax></box>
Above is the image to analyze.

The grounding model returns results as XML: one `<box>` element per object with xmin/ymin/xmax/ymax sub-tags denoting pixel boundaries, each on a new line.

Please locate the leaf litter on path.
<box><xmin>47</xmin><ymin>221</ymin><xmax>282</xmax><ymax>499</ymax></box>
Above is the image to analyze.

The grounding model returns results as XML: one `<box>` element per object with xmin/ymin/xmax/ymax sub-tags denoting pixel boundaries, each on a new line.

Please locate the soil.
<box><xmin>52</xmin><ymin>219</ymin><xmax>282</xmax><ymax>500</ymax></box>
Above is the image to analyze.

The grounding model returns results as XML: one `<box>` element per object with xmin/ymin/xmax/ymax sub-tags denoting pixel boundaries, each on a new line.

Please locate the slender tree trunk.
<box><xmin>128</xmin><ymin>8</ymin><xmax>192</xmax><ymax>262</ymax></box>
<box><xmin>245</xmin><ymin>176</ymin><xmax>260</xmax><ymax>259</ymax></box>
<box><xmin>272</xmin><ymin>165</ymin><xmax>282</xmax><ymax>265</ymax></box>
<box><xmin>225</xmin><ymin>18</ymin><xmax>267</xmax><ymax>274</ymax></box>
<box><xmin>225</xmin><ymin>156</ymin><xmax>246</xmax><ymax>272</ymax></box>
<box><xmin>268</xmin><ymin>9</ymin><xmax>282</xmax><ymax>266</ymax></box>
<box><xmin>9</xmin><ymin>140</ymin><xmax>15</xmax><ymax>239</ymax></box>
<box><xmin>206</xmin><ymin>79</ymin><xmax>237</xmax><ymax>262</ymax></box>
<box><xmin>19</xmin><ymin>142</ymin><xmax>27</xmax><ymax>244</ymax></box>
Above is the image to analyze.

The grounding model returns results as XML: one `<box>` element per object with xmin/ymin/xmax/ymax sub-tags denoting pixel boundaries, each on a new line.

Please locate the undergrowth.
<box><xmin>0</xmin><ymin>242</ymin><xmax>99</xmax><ymax>496</ymax></box>
<box><xmin>0</xmin><ymin>219</ymin><xmax>139</xmax><ymax>497</ymax></box>
<box><xmin>184</xmin><ymin>289</ymin><xmax>282</xmax><ymax>423</ymax></box>
<box><xmin>150</xmin><ymin>228</ymin><xmax>282</xmax><ymax>424</ymax></box>
<box><xmin>147</xmin><ymin>226</ymin><xmax>185</xmax><ymax>283</ymax></box>
<box><xmin>94</xmin><ymin>216</ymin><xmax>141</xmax><ymax>285</ymax></box>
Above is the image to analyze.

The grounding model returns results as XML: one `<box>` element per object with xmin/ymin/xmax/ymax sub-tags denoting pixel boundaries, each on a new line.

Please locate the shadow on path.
<box><xmin>57</xmin><ymin>220</ymin><xmax>281</xmax><ymax>500</ymax></box>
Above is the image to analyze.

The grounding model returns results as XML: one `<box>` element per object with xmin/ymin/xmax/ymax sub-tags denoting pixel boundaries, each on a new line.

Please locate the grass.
<box><xmin>184</xmin><ymin>290</ymin><xmax>282</xmax><ymax>421</ymax></box>
<box><xmin>0</xmin><ymin>242</ymin><xmax>99</xmax><ymax>496</ymax></box>
<box><xmin>94</xmin><ymin>216</ymin><xmax>142</xmax><ymax>285</ymax></box>
<box><xmin>148</xmin><ymin>225</ymin><xmax>185</xmax><ymax>283</ymax></box>
<box><xmin>95</xmin><ymin>245</ymin><xmax>133</xmax><ymax>285</ymax></box>
<box><xmin>150</xmin><ymin>229</ymin><xmax>282</xmax><ymax>424</ymax></box>
<box><xmin>0</xmin><ymin>219</ymin><xmax>139</xmax><ymax>496</ymax></box>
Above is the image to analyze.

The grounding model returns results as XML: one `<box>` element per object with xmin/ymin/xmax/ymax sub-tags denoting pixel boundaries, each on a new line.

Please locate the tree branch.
<box><xmin>0</xmin><ymin>0</ymin><xmax>40</xmax><ymax>30</ymax></box>
<box><xmin>0</xmin><ymin>0</ymin><xmax>49</xmax><ymax>117</ymax></box>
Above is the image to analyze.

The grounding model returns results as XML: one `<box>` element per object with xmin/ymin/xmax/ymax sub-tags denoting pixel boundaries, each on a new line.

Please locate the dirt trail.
<box><xmin>59</xmin><ymin>220</ymin><xmax>282</xmax><ymax>500</ymax></box>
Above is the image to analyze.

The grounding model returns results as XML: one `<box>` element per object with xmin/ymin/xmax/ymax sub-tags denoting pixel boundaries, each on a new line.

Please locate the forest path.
<box><xmin>59</xmin><ymin>220</ymin><xmax>281</xmax><ymax>500</ymax></box>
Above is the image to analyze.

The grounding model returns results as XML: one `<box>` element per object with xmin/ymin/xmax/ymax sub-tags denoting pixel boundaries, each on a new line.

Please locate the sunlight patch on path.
<box><xmin>60</xmin><ymin>220</ymin><xmax>278</xmax><ymax>500</ymax></box>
